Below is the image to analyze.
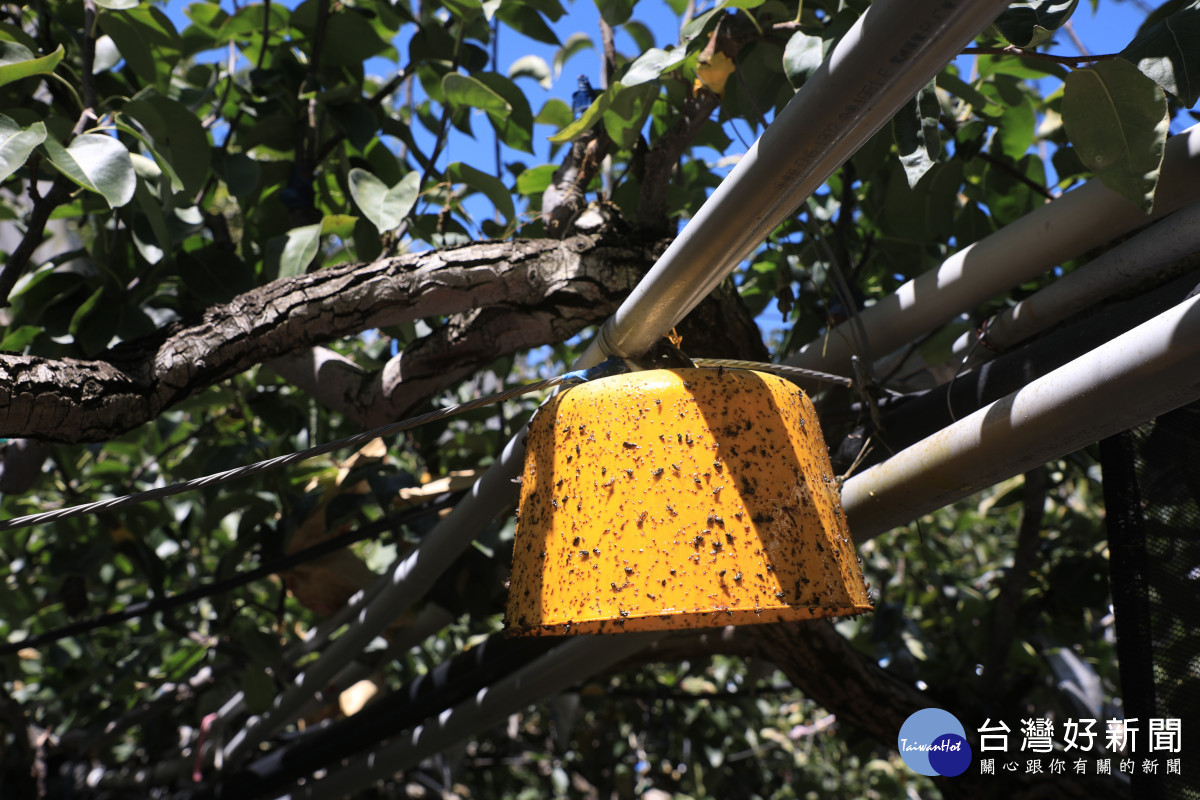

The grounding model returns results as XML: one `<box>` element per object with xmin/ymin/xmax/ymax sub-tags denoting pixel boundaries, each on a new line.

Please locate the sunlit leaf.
<box><xmin>447</xmin><ymin>161</ymin><xmax>515</xmax><ymax>224</ymax></box>
<box><xmin>509</xmin><ymin>54</ymin><xmax>552</xmax><ymax>89</ymax></box>
<box><xmin>993</xmin><ymin>0</ymin><xmax>1079</xmax><ymax>48</ymax></box>
<box><xmin>0</xmin><ymin>42</ymin><xmax>63</xmax><ymax>88</ymax></box>
<box><xmin>443</xmin><ymin>73</ymin><xmax>512</xmax><ymax>113</ymax></box>
<box><xmin>892</xmin><ymin>81</ymin><xmax>941</xmax><ymax>188</ymax></box>
<box><xmin>783</xmin><ymin>31</ymin><xmax>823</xmax><ymax>89</ymax></box>
<box><xmin>0</xmin><ymin>115</ymin><xmax>45</xmax><ymax>182</ymax></box>
<box><xmin>43</xmin><ymin>133</ymin><xmax>136</xmax><ymax>208</ymax></box>
<box><xmin>348</xmin><ymin>169</ymin><xmax>420</xmax><ymax>233</ymax></box>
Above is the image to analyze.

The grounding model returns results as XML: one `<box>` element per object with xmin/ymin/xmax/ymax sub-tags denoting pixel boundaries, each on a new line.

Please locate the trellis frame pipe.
<box><xmin>272</xmin><ymin>270</ymin><xmax>1200</xmax><ymax>799</ymax></box>
<box><xmin>786</xmin><ymin>125</ymin><xmax>1200</xmax><ymax>381</ymax></box>
<box><xmin>225</xmin><ymin>0</ymin><xmax>1012</xmax><ymax>764</ymax></box>
<box><xmin>583</xmin><ymin>0</ymin><xmax>1011</xmax><ymax>366</ymax></box>
<box><xmin>279</xmin><ymin>634</ymin><xmax>660</xmax><ymax>800</ymax></box>
<box><xmin>841</xmin><ymin>292</ymin><xmax>1200</xmax><ymax>540</ymax></box>
<box><xmin>949</xmin><ymin>199</ymin><xmax>1200</xmax><ymax>367</ymax></box>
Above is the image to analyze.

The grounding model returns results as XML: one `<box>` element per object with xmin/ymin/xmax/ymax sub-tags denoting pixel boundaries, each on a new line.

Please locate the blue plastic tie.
<box><xmin>560</xmin><ymin>356</ymin><xmax>630</xmax><ymax>386</ymax></box>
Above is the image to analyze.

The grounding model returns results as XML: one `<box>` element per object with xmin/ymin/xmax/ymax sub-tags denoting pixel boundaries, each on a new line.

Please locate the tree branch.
<box><xmin>0</xmin><ymin>233</ymin><xmax>662</xmax><ymax>442</ymax></box>
<box><xmin>961</xmin><ymin>45</ymin><xmax>1118</xmax><ymax>66</ymax></box>
<box><xmin>756</xmin><ymin>619</ymin><xmax>1129</xmax><ymax>799</ymax></box>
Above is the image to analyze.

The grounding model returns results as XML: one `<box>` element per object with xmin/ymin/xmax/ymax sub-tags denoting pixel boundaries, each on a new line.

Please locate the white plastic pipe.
<box><xmin>841</xmin><ymin>291</ymin><xmax>1200</xmax><ymax>540</ymax></box>
<box><xmin>786</xmin><ymin>126</ymin><xmax>1200</xmax><ymax>380</ymax></box>
<box><xmin>278</xmin><ymin>633</ymin><xmax>660</xmax><ymax>800</ymax></box>
<box><xmin>225</xmin><ymin>0</ymin><xmax>1011</xmax><ymax>765</ymax></box>
<box><xmin>949</xmin><ymin>199</ymin><xmax>1200</xmax><ymax>367</ymax></box>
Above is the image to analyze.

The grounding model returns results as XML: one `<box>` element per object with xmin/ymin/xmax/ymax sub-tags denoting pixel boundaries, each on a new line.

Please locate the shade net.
<box><xmin>1102</xmin><ymin>402</ymin><xmax>1200</xmax><ymax>800</ymax></box>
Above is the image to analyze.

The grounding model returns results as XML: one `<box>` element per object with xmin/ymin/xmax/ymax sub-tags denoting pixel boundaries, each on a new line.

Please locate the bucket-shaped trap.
<box><xmin>506</xmin><ymin>368</ymin><xmax>873</xmax><ymax>635</ymax></box>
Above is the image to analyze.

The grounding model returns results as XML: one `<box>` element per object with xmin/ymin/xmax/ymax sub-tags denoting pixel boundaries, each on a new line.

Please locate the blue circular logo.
<box><xmin>898</xmin><ymin>708</ymin><xmax>972</xmax><ymax>777</ymax></box>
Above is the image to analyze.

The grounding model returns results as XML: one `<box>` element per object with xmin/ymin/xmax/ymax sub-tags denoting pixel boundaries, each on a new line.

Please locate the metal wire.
<box><xmin>691</xmin><ymin>358</ymin><xmax>853</xmax><ymax>387</ymax></box>
<box><xmin>0</xmin><ymin>375</ymin><xmax>569</xmax><ymax>533</ymax></box>
<box><xmin>0</xmin><ymin>358</ymin><xmax>848</xmax><ymax>535</ymax></box>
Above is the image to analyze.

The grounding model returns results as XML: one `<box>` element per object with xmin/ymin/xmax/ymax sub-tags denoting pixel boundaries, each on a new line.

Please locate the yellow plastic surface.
<box><xmin>506</xmin><ymin>368</ymin><xmax>873</xmax><ymax>635</ymax></box>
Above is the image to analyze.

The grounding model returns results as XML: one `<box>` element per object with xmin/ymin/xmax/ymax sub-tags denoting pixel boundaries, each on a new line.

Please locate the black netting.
<box><xmin>1102</xmin><ymin>403</ymin><xmax>1200</xmax><ymax>800</ymax></box>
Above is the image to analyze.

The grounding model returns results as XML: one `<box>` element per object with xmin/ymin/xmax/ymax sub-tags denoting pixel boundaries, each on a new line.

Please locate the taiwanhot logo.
<box><xmin>898</xmin><ymin>708</ymin><xmax>973</xmax><ymax>777</ymax></box>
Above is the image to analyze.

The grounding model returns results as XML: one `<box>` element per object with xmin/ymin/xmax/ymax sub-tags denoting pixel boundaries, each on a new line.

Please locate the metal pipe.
<box><xmin>279</xmin><ymin>633</ymin><xmax>660</xmax><ymax>800</ymax></box>
<box><xmin>841</xmin><ymin>292</ymin><xmax>1200</xmax><ymax>540</ymax></box>
<box><xmin>227</xmin><ymin>0</ymin><xmax>1011</xmax><ymax>763</ymax></box>
<box><xmin>583</xmin><ymin>0</ymin><xmax>1012</xmax><ymax>365</ymax></box>
<box><xmin>949</xmin><ymin>199</ymin><xmax>1200</xmax><ymax>367</ymax></box>
<box><xmin>786</xmin><ymin>125</ymin><xmax>1200</xmax><ymax>381</ymax></box>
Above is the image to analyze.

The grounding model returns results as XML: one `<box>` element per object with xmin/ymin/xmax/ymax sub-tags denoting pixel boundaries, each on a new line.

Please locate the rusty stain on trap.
<box><xmin>505</xmin><ymin>368</ymin><xmax>873</xmax><ymax>635</ymax></box>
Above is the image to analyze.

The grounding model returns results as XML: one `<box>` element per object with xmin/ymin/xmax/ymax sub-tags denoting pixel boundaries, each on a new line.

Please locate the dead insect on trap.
<box><xmin>506</xmin><ymin>367</ymin><xmax>873</xmax><ymax>635</ymax></box>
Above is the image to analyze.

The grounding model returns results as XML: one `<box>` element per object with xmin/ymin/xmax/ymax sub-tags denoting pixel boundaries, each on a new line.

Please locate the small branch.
<box><xmin>1063</xmin><ymin>19</ymin><xmax>1091</xmax><ymax>58</ymax></box>
<box><xmin>977</xmin><ymin>150</ymin><xmax>1056</xmax><ymax>201</ymax></box>
<box><xmin>0</xmin><ymin>178</ymin><xmax>72</xmax><ymax>307</ymax></box>
<box><xmin>79</xmin><ymin>0</ymin><xmax>98</xmax><ymax>128</ymax></box>
<box><xmin>962</xmin><ymin>45</ymin><xmax>1118</xmax><ymax>66</ymax></box>
<box><xmin>599</xmin><ymin>17</ymin><xmax>616</xmax><ymax>89</ymax></box>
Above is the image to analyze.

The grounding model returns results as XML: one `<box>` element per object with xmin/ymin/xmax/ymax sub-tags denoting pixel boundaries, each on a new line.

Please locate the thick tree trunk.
<box><xmin>0</xmin><ymin>233</ymin><xmax>661</xmax><ymax>443</ymax></box>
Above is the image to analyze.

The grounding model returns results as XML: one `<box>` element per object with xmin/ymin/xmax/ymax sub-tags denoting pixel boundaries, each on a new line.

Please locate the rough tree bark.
<box><xmin>0</xmin><ymin>233</ymin><xmax>663</xmax><ymax>443</ymax></box>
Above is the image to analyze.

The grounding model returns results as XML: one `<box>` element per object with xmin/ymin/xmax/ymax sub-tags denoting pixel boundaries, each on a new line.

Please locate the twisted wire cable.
<box><xmin>0</xmin><ymin>375</ymin><xmax>571</xmax><ymax>533</ymax></box>
<box><xmin>691</xmin><ymin>358</ymin><xmax>853</xmax><ymax>387</ymax></box>
<box><xmin>0</xmin><ymin>357</ymin><xmax>853</xmax><ymax>534</ymax></box>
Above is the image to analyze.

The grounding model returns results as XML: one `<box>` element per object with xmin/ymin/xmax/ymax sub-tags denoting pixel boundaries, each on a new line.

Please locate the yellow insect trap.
<box><xmin>506</xmin><ymin>367</ymin><xmax>873</xmax><ymax>635</ymax></box>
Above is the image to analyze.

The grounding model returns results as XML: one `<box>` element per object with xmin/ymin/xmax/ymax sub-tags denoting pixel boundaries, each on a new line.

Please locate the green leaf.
<box><xmin>98</xmin><ymin>6</ymin><xmax>181</xmax><ymax>90</ymax></box>
<box><xmin>603</xmin><ymin>82</ymin><xmax>656</xmax><ymax>149</ymax></box>
<box><xmin>475</xmin><ymin>72</ymin><xmax>535</xmax><ymax>154</ymax></box>
<box><xmin>43</xmin><ymin>133</ymin><xmax>136</xmax><ymax>208</ymax></box>
<box><xmin>936</xmin><ymin>71</ymin><xmax>1003</xmax><ymax>117</ymax></box>
<box><xmin>68</xmin><ymin>285</ymin><xmax>104</xmax><ymax>338</ymax></box>
<box><xmin>96</xmin><ymin>0</ymin><xmax>140</xmax><ymax>8</ymax></box>
<box><xmin>536</xmin><ymin>98</ymin><xmax>573</xmax><ymax>129</ymax></box>
<box><xmin>623</xmin><ymin>21</ymin><xmax>655</xmax><ymax>53</ymax></box>
<box><xmin>548</xmin><ymin>91</ymin><xmax>611</xmax><ymax>143</ymax></box>
<box><xmin>348</xmin><ymin>169</ymin><xmax>420</xmax><ymax>233</ymax></box>
<box><xmin>622</xmin><ymin>46</ymin><xmax>687</xmax><ymax>86</ymax></box>
<box><xmin>892</xmin><ymin>81</ymin><xmax>941</xmax><ymax>188</ymax></box>
<box><xmin>554</xmin><ymin>32</ymin><xmax>594</xmax><ymax>80</ymax></box>
<box><xmin>276</xmin><ymin>223</ymin><xmax>323</xmax><ymax>277</ymax></box>
<box><xmin>0</xmin><ymin>43</ymin><xmax>64</xmax><ymax>88</ymax></box>
<box><xmin>443</xmin><ymin>73</ymin><xmax>511</xmax><ymax>113</ymax></box>
<box><xmin>1062</xmin><ymin>59</ymin><xmax>1168</xmax><ymax>213</ymax></box>
<box><xmin>515</xmin><ymin>163</ymin><xmax>558</xmax><ymax>195</ymax></box>
<box><xmin>122</xmin><ymin>95</ymin><xmax>211</xmax><ymax>196</ymax></box>
<box><xmin>1120</xmin><ymin>1</ymin><xmax>1200</xmax><ymax>107</ymax></box>
<box><xmin>320</xmin><ymin>214</ymin><xmax>358</xmax><ymax>239</ymax></box>
<box><xmin>447</xmin><ymin>161</ymin><xmax>515</xmax><ymax>224</ymax></box>
<box><xmin>0</xmin><ymin>115</ymin><xmax>45</xmax><ymax>182</ymax></box>
<box><xmin>782</xmin><ymin>31</ymin><xmax>823</xmax><ymax>89</ymax></box>
<box><xmin>993</xmin><ymin>0</ymin><xmax>1079</xmax><ymax>48</ymax></box>
<box><xmin>993</xmin><ymin>93</ymin><xmax>1037</xmax><ymax>161</ymax></box>
<box><xmin>111</xmin><ymin>121</ymin><xmax>185</xmax><ymax>193</ymax></box>
<box><xmin>495</xmin><ymin>3</ymin><xmax>560</xmax><ymax>45</ymax></box>
<box><xmin>0</xmin><ymin>324</ymin><xmax>40</xmax><ymax>351</ymax></box>
<box><xmin>508</xmin><ymin>55</ymin><xmax>552</xmax><ymax>89</ymax></box>
<box><xmin>594</xmin><ymin>0</ymin><xmax>634</xmax><ymax>27</ymax></box>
